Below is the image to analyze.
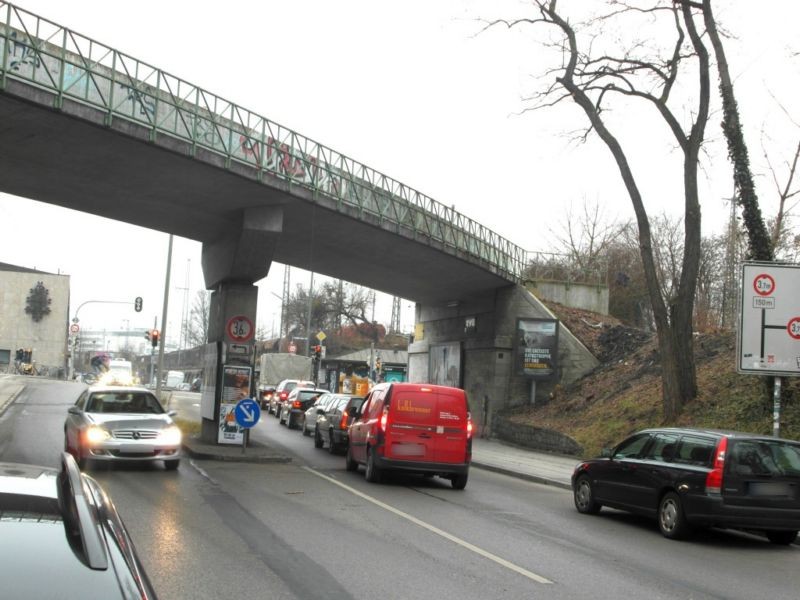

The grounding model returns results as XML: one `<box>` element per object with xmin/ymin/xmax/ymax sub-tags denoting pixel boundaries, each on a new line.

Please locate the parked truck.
<box><xmin>257</xmin><ymin>353</ymin><xmax>313</xmax><ymax>408</ymax></box>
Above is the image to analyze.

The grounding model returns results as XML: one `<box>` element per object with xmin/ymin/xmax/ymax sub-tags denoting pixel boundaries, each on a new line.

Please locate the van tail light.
<box><xmin>380</xmin><ymin>407</ymin><xmax>389</xmax><ymax>432</ymax></box>
<box><xmin>279</xmin><ymin>391</ymin><xmax>289</xmax><ymax>401</ymax></box>
<box><xmin>705</xmin><ymin>437</ymin><xmax>728</xmax><ymax>495</ymax></box>
<box><xmin>292</xmin><ymin>400</ymin><xmax>302</xmax><ymax>409</ymax></box>
<box><xmin>340</xmin><ymin>409</ymin><xmax>349</xmax><ymax>430</ymax></box>
<box><xmin>466</xmin><ymin>412</ymin><xmax>474</xmax><ymax>438</ymax></box>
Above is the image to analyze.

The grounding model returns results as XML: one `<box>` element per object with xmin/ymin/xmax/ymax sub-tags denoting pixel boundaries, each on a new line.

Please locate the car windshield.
<box><xmin>87</xmin><ymin>392</ymin><xmax>164</xmax><ymax>414</ymax></box>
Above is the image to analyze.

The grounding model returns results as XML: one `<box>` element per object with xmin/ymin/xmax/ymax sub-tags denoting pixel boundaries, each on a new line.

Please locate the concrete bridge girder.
<box><xmin>201</xmin><ymin>206</ymin><xmax>283</xmax><ymax>289</ymax></box>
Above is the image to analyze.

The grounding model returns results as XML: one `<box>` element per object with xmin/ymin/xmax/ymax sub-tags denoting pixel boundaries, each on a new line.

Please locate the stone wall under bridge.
<box><xmin>407</xmin><ymin>284</ymin><xmax>598</xmax><ymax>438</ymax></box>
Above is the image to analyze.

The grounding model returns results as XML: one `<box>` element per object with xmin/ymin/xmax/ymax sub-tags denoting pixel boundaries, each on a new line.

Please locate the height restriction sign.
<box><xmin>738</xmin><ymin>262</ymin><xmax>800</xmax><ymax>376</ymax></box>
<box><xmin>226</xmin><ymin>315</ymin><xmax>254</xmax><ymax>343</ymax></box>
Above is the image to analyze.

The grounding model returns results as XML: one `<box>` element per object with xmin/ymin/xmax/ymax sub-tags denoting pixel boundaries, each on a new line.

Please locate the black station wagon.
<box><xmin>572</xmin><ymin>427</ymin><xmax>800</xmax><ymax>544</ymax></box>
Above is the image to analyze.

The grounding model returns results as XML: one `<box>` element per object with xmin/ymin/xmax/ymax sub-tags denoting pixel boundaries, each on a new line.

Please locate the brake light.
<box><xmin>705</xmin><ymin>437</ymin><xmax>728</xmax><ymax>495</ymax></box>
<box><xmin>280</xmin><ymin>391</ymin><xmax>288</xmax><ymax>400</ymax></box>
<box><xmin>466</xmin><ymin>412</ymin><xmax>474</xmax><ymax>438</ymax></box>
<box><xmin>380</xmin><ymin>407</ymin><xmax>389</xmax><ymax>432</ymax></box>
<box><xmin>292</xmin><ymin>400</ymin><xmax>302</xmax><ymax>409</ymax></box>
<box><xmin>340</xmin><ymin>409</ymin><xmax>349</xmax><ymax>430</ymax></box>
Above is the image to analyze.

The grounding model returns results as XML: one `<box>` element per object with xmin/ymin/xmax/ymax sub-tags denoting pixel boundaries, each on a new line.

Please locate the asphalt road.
<box><xmin>2</xmin><ymin>378</ymin><xmax>800</xmax><ymax>600</ymax></box>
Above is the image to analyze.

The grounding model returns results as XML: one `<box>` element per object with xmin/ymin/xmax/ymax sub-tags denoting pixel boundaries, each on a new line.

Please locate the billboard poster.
<box><xmin>429</xmin><ymin>342</ymin><xmax>462</xmax><ymax>388</ymax></box>
<box><xmin>516</xmin><ymin>318</ymin><xmax>559</xmax><ymax>379</ymax></box>
<box><xmin>200</xmin><ymin>342</ymin><xmax>219</xmax><ymax>420</ymax></box>
<box><xmin>217</xmin><ymin>365</ymin><xmax>252</xmax><ymax>444</ymax></box>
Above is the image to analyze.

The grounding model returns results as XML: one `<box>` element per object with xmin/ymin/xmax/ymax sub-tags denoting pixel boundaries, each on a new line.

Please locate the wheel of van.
<box><xmin>766</xmin><ymin>530</ymin><xmax>798</xmax><ymax>545</ymax></box>
<box><xmin>451</xmin><ymin>472</ymin><xmax>468</xmax><ymax>490</ymax></box>
<box><xmin>574</xmin><ymin>475</ymin><xmax>602</xmax><ymax>515</ymax></box>
<box><xmin>286</xmin><ymin>413</ymin><xmax>295</xmax><ymax>429</ymax></box>
<box><xmin>279</xmin><ymin>410</ymin><xmax>286</xmax><ymax>425</ymax></box>
<box><xmin>658</xmin><ymin>492</ymin><xmax>691</xmax><ymax>540</ymax></box>
<box><xmin>301</xmin><ymin>416</ymin><xmax>310</xmax><ymax>436</ymax></box>
<box><xmin>345</xmin><ymin>445</ymin><xmax>358</xmax><ymax>472</ymax></box>
<box><xmin>314</xmin><ymin>427</ymin><xmax>324</xmax><ymax>449</ymax></box>
<box><xmin>365</xmin><ymin>448</ymin><xmax>383</xmax><ymax>483</ymax></box>
<box><xmin>328</xmin><ymin>430</ymin><xmax>337</xmax><ymax>454</ymax></box>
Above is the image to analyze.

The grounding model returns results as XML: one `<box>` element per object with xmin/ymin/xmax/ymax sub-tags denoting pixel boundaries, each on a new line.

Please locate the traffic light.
<box><xmin>151</xmin><ymin>329</ymin><xmax>160</xmax><ymax>348</ymax></box>
<box><xmin>314</xmin><ymin>345</ymin><xmax>322</xmax><ymax>359</ymax></box>
<box><xmin>134</xmin><ymin>296</ymin><xmax>143</xmax><ymax>312</ymax></box>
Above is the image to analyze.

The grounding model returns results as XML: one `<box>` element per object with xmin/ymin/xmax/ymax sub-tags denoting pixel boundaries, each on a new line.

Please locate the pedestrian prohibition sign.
<box><xmin>234</xmin><ymin>398</ymin><xmax>261</xmax><ymax>428</ymax></box>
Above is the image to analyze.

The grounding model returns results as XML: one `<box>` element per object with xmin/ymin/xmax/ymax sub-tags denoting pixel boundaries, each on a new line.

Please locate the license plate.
<box><xmin>749</xmin><ymin>482</ymin><xmax>794</xmax><ymax>497</ymax></box>
<box><xmin>391</xmin><ymin>443</ymin><xmax>424</xmax><ymax>457</ymax></box>
<box><xmin>119</xmin><ymin>444</ymin><xmax>154</xmax><ymax>454</ymax></box>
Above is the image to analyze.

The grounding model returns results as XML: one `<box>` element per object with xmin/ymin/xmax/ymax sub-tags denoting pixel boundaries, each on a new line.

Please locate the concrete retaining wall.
<box><xmin>492</xmin><ymin>415</ymin><xmax>583</xmax><ymax>456</ymax></box>
<box><xmin>526</xmin><ymin>280</ymin><xmax>609</xmax><ymax>315</ymax></box>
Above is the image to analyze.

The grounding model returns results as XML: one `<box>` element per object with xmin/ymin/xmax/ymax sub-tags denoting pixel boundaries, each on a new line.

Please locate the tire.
<box><xmin>345</xmin><ymin>445</ymin><xmax>358</xmax><ymax>472</ymax></box>
<box><xmin>658</xmin><ymin>492</ymin><xmax>691</xmax><ymax>540</ymax></box>
<box><xmin>328</xmin><ymin>430</ymin><xmax>338</xmax><ymax>454</ymax></box>
<box><xmin>365</xmin><ymin>447</ymin><xmax>383</xmax><ymax>483</ymax></box>
<box><xmin>314</xmin><ymin>427</ymin><xmax>324</xmax><ymax>449</ymax></box>
<box><xmin>164</xmin><ymin>459</ymin><xmax>180</xmax><ymax>471</ymax></box>
<box><xmin>573</xmin><ymin>474</ymin><xmax>602</xmax><ymax>515</ymax></box>
<box><xmin>286</xmin><ymin>413</ymin><xmax>295</xmax><ymax>430</ymax></box>
<box><xmin>279</xmin><ymin>409</ymin><xmax>286</xmax><ymax>425</ymax></box>
<box><xmin>301</xmin><ymin>416</ymin><xmax>311</xmax><ymax>436</ymax></box>
<box><xmin>451</xmin><ymin>472</ymin><xmax>468</xmax><ymax>490</ymax></box>
<box><xmin>766</xmin><ymin>530</ymin><xmax>798</xmax><ymax>545</ymax></box>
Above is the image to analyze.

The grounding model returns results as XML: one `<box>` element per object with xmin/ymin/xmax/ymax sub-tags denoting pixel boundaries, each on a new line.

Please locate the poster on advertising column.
<box><xmin>516</xmin><ymin>318</ymin><xmax>559</xmax><ymax>379</ymax></box>
<box><xmin>217</xmin><ymin>365</ymin><xmax>252</xmax><ymax>444</ymax></box>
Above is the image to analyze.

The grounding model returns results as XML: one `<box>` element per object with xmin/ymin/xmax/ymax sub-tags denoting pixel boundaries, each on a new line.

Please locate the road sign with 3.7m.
<box><xmin>738</xmin><ymin>262</ymin><xmax>800</xmax><ymax>376</ymax></box>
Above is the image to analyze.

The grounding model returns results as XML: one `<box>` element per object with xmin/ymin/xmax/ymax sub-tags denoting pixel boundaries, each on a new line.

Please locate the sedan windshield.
<box><xmin>87</xmin><ymin>392</ymin><xmax>164</xmax><ymax>414</ymax></box>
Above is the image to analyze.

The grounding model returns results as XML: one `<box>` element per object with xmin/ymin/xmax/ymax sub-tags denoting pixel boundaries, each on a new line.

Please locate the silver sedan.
<box><xmin>64</xmin><ymin>385</ymin><xmax>182</xmax><ymax>470</ymax></box>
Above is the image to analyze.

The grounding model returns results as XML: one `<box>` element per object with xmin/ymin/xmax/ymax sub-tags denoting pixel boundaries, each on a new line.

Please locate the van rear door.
<box><xmin>384</xmin><ymin>387</ymin><xmax>437</xmax><ymax>462</ymax></box>
<box><xmin>433</xmin><ymin>388</ymin><xmax>469</xmax><ymax>464</ymax></box>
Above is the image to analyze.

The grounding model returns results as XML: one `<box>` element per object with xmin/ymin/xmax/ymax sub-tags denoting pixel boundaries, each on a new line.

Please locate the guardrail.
<box><xmin>0</xmin><ymin>2</ymin><xmax>527</xmax><ymax>281</ymax></box>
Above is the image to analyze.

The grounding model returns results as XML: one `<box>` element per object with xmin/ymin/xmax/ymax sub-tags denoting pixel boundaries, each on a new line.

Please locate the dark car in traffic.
<box><xmin>572</xmin><ymin>427</ymin><xmax>800</xmax><ymax>543</ymax></box>
<box><xmin>270</xmin><ymin>379</ymin><xmax>315</xmax><ymax>417</ymax></box>
<box><xmin>0</xmin><ymin>453</ymin><xmax>158</xmax><ymax>599</ymax></box>
<box><xmin>313</xmin><ymin>393</ymin><xmax>365</xmax><ymax>454</ymax></box>
<box><xmin>278</xmin><ymin>387</ymin><xmax>328</xmax><ymax>429</ymax></box>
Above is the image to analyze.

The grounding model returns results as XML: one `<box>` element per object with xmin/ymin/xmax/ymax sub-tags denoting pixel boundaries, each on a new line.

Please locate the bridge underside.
<box><xmin>0</xmin><ymin>88</ymin><xmax>512</xmax><ymax>304</ymax></box>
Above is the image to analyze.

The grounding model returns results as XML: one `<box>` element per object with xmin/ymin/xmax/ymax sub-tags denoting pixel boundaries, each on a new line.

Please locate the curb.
<box><xmin>0</xmin><ymin>383</ymin><xmax>25</xmax><ymax>417</ymax></box>
<box><xmin>471</xmin><ymin>461</ymin><xmax>572</xmax><ymax>490</ymax></box>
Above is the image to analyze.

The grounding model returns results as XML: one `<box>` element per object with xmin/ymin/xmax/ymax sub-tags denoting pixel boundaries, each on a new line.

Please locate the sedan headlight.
<box><xmin>85</xmin><ymin>426</ymin><xmax>111</xmax><ymax>444</ymax></box>
<box><xmin>158</xmin><ymin>426</ymin><xmax>182</xmax><ymax>446</ymax></box>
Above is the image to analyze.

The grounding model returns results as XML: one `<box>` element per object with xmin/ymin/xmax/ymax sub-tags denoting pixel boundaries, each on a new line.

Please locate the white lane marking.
<box><xmin>303</xmin><ymin>466</ymin><xmax>553</xmax><ymax>585</ymax></box>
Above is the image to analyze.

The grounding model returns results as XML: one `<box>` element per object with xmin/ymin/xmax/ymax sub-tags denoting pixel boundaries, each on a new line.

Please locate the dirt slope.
<box><xmin>508</xmin><ymin>303</ymin><xmax>800</xmax><ymax>457</ymax></box>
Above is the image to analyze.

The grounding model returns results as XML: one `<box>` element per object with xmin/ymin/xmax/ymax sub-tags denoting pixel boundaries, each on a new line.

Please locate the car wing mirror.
<box><xmin>68</xmin><ymin>406</ymin><xmax>81</xmax><ymax>415</ymax></box>
<box><xmin>600</xmin><ymin>447</ymin><xmax>613</xmax><ymax>458</ymax></box>
<box><xmin>167</xmin><ymin>410</ymin><xmax>177</xmax><ymax>417</ymax></box>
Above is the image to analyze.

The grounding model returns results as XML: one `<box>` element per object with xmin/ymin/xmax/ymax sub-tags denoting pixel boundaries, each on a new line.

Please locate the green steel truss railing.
<box><xmin>0</xmin><ymin>2</ymin><xmax>526</xmax><ymax>281</ymax></box>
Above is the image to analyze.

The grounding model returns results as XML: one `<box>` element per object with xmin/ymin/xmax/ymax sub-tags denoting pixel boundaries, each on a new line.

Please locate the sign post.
<box><xmin>234</xmin><ymin>397</ymin><xmax>261</xmax><ymax>454</ymax></box>
<box><xmin>738</xmin><ymin>262</ymin><xmax>800</xmax><ymax>436</ymax></box>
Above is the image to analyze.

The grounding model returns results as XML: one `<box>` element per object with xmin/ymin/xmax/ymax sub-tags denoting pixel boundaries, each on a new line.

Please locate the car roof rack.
<box><xmin>57</xmin><ymin>452</ymin><xmax>109</xmax><ymax>570</ymax></box>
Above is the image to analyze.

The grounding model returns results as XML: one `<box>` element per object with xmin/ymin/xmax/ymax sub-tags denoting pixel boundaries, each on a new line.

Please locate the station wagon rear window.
<box><xmin>729</xmin><ymin>439</ymin><xmax>800</xmax><ymax>477</ymax></box>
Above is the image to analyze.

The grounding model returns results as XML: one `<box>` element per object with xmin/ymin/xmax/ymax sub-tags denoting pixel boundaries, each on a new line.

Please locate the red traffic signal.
<box><xmin>151</xmin><ymin>329</ymin><xmax>160</xmax><ymax>348</ymax></box>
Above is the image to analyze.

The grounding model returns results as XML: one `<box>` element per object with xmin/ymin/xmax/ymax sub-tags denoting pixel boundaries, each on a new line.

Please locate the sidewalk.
<box><xmin>0</xmin><ymin>377</ymin><xmax>578</xmax><ymax>489</ymax></box>
<box><xmin>181</xmin><ymin>430</ymin><xmax>578</xmax><ymax>489</ymax></box>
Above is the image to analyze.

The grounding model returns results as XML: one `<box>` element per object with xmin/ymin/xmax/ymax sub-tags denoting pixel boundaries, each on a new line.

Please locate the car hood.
<box><xmin>86</xmin><ymin>413</ymin><xmax>174</xmax><ymax>430</ymax></box>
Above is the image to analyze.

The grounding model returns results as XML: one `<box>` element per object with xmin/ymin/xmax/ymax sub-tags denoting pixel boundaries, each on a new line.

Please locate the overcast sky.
<box><xmin>2</xmin><ymin>0</ymin><xmax>799</xmax><ymax>352</ymax></box>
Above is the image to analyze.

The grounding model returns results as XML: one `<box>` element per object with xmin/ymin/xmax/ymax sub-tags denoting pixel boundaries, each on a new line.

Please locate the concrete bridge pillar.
<box><xmin>198</xmin><ymin>206</ymin><xmax>282</xmax><ymax>444</ymax></box>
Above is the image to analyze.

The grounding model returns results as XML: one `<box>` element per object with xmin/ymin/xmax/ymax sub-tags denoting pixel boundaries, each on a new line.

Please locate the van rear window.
<box><xmin>392</xmin><ymin>391</ymin><xmax>436</xmax><ymax>423</ymax></box>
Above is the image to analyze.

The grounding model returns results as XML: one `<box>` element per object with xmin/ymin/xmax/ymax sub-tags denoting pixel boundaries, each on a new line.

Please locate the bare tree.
<box><xmin>488</xmin><ymin>0</ymin><xmax>712</xmax><ymax>419</ymax></box>
<box><xmin>700</xmin><ymin>0</ymin><xmax>774</xmax><ymax>261</ymax></box>
<box><xmin>185</xmin><ymin>290</ymin><xmax>211</xmax><ymax>348</ymax></box>
<box><xmin>549</xmin><ymin>198</ymin><xmax>624</xmax><ymax>275</ymax></box>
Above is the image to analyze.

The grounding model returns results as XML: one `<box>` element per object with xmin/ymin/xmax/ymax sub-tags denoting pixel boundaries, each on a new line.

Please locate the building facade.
<box><xmin>0</xmin><ymin>262</ymin><xmax>70</xmax><ymax>376</ymax></box>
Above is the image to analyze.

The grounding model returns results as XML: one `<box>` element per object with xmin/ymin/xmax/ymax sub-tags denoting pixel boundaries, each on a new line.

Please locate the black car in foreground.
<box><xmin>0</xmin><ymin>452</ymin><xmax>157</xmax><ymax>598</ymax></box>
<box><xmin>572</xmin><ymin>427</ymin><xmax>800</xmax><ymax>544</ymax></box>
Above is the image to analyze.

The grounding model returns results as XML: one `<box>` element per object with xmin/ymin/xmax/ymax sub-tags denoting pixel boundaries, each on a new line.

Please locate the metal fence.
<box><xmin>0</xmin><ymin>2</ymin><xmax>526</xmax><ymax>281</ymax></box>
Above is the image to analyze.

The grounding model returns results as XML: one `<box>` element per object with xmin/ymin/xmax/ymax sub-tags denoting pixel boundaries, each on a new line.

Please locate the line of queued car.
<box><xmin>273</xmin><ymin>380</ymin><xmax>474</xmax><ymax>490</ymax></box>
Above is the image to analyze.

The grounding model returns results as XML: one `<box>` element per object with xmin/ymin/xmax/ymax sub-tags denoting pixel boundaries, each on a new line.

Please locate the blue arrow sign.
<box><xmin>234</xmin><ymin>398</ymin><xmax>261</xmax><ymax>429</ymax></box>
